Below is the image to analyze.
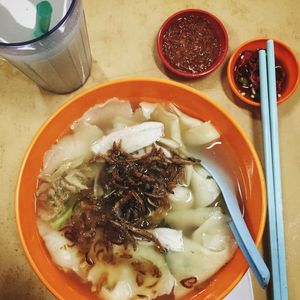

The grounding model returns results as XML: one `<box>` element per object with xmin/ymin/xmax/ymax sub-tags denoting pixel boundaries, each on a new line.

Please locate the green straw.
<box><xmin>34</xmin><ymin>1</ymin><xmax>53</xmax><ymax>37</ymax></box>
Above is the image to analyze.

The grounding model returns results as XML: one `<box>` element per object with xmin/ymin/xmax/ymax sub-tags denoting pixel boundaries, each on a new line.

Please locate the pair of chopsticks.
<box><xmin>259</xmin><ymin>40</ymin><xmax>288</xmax><ymax>300</ymax></box>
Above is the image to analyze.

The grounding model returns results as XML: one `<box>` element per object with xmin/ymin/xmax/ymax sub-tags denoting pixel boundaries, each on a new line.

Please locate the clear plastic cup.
<box><xmin>0</xmin><ymin>0</ymin><xmax>92</xmax><ymax>94</ymax></box>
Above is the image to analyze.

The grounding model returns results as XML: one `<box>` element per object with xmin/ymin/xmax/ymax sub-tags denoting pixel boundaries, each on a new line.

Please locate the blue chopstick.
<box><xmin>259</xmin><ymin>50</ymin><xmax>281</xmax><ymax>299</ymax></box>
<box><xmin>266</xmin><ymin>40</ymin><xmax>288</xmax><ymax>299</ymax></box>
<box><xmin>259</xmin><ymin>42</ymin><xmax>288</xmax><ymax>300</ymax></box>
<box><xmin>258</xmin><ymin>50</ymin><xmax>281</xmax><ymax>300</ymax></box>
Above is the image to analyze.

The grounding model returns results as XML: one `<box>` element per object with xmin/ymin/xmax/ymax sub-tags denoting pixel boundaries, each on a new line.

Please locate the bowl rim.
<box><xmin>227</xmin><ymin>38</ymin><xmax>300</xmax><ymax>107</ymax></box>
<box><xmin>15</xmin><ymin>77</ymin><xmax>267</xmax><ymax>300</ymax></box>
<box><xmin>156</xmin><ymin>9</ymin><xmax>229</xmax><ymax>78</ymax></box>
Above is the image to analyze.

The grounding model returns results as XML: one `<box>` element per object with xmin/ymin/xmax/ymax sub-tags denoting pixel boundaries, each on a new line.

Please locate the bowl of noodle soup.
<box><xmin>16</xmin><ymin>78</ymin><xmax>266</xmax><ymax>300</ymax></box>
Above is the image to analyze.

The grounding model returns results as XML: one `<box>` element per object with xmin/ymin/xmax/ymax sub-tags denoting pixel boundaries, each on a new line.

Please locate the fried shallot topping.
<box><xmin>62</xmin><ymin>142</ymin><xmax>198</xmax><ymax>260</ymax></box>
<box><xmin>180</xmin><ymin>276</ymin><xmax>198</xmax><ymax>288</ymax></box>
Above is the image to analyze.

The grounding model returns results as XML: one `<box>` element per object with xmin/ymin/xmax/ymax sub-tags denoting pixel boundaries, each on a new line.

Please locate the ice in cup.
<box><xmin>0</xmin><ymin>0</ymin><xmax>92</xmax><ymax>94</ymax></box>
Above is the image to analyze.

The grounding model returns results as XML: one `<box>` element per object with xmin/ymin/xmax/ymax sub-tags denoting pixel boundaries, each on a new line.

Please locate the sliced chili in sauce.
<box><xmin>234</xmin><ymin>50</ymin><xmax>286</xmax><ymax>101</ymax></box>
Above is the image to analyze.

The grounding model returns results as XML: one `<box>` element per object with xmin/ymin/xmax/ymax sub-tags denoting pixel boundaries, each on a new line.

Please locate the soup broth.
<box><xmin>35</xmin><ymin>98</ymin><xmax>238</xmax><ymax>300</ymax></box>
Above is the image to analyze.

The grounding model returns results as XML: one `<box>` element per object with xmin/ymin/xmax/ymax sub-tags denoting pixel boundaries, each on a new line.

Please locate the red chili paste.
<box><xmin>162</xmin><ymin>14</ymin><xmax>221</xmax><ymax>74</ymax></box>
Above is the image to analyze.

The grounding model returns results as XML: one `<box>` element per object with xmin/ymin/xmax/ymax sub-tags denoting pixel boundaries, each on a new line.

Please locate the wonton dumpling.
<box><xmin>111</xmin><ymin>116</ymin><xmax>138</xmax><ymax>131</ymax></box>
<box><xmin>183</xmin><ymin>121</ymin><xmax>220</xmax><ymax>146</ymax></box>
<box><xmin>192</xmin><ymin>210</ymin><xmax>233</xmax><ymax>252</ymax></box>
<box><xmin>132</xmin><ymin>244</ymin><xmax>176</xmax><ymax>298</ymax></box>
<box><xmin>169</xmin><ymin>103</ymin><xmax>203</xmax><ymax>129</ymax></box>
<box><xmin>88</xmin><ymin>260</ymin><xmax>136</xmax><ymax>297</ymax></box>
<box><xmin>101</xmin><ymin>280</ymin><xmax>133</xmax><ymax>300</ymax></box>
<box><xmin>139</xmin><ymin>102</ymin><xmax>158</xmax><ymax>119</ymax></box>
<box><xmin>111</xmin><ymin>107</ymin><xmax>148</xmax><ymax>131</ymax></box>
<box><xmin>131</xmin><ymin>107</ymin><xmax>148</xmax><ymax>123</ymax></box>
<box><xmin>166</xmin><ymin>212</ymin><xmax>236</xmax><ymax>298</ymax></box>
<box><xmin>152</xmin><ymin>228</ymin><xmax>184</xmax><ymax>252</ymax></box>
<box><xmin>169</xmin><ymin>104</ymin><xmax>219</xmax><ymax>146</ymax></box>
<box><xmin>190</xmin><ymin>165</ymin><xmax>220</xmax><ymax>207</ymax></box>
<box><xmin>165</xmin><ymin>207</ymin><xmax>221</xmax><ymax>231</ymax></box>
<box><xmin>150</xmin><ymin>104</ymin><xmax>182</xmax><ymax>145</ymax></box>
<box><xmin>168</xmin><ymin>185</ymin><xmax>193</xmax><ymax>210</ymax></box>
<box><xmin>37</xmin><ymin>221</ymin><xmax>85</xmax><ymax>277</ymax></box>
<box><xmin>42</xmin><ymin>122</ymin><xmax>103</xmax><ymax>175</ymax></box>
<box><xmin>72</xmin><ymin>98</ymin><xmax>133</xmax><ymax>133</ymax></box>
<box><xmin>89</xmin><ymin>244</ymin><xmax>175</xmax><ymax>300</ymax></box>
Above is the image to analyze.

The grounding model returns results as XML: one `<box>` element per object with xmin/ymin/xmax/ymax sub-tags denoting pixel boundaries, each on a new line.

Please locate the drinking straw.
<box><xmin>34</xmin><ymin>1</ymin><xmax>53</xmax><ymax>37</ymax></box>
<box><xmin>259</xmin><ymin>43</ymin><xmax>288</xmax><ymax>300</ymax></box>
<box><xmin>266</xmin><ymin>40</ymin><xmax>288</xmax><ymax>300</ymax></box>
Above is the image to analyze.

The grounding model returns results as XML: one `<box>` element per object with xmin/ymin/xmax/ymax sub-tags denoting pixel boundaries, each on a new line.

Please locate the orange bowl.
<box><xmin>227</xmin><ymin>38</ymin><xmax>299</xmax><ymax>107</ymax></box>
<box><xmin>16</xmin><ymin>78</ymin><xmax>266</xmax><ymax>300</ymax></box>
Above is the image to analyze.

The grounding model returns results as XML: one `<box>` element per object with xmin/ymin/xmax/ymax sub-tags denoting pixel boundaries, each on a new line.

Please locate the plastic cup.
<box><xmin>0</xmin><ymin>0</ymin><xmax>92</xmax><ymax>94</ymax></box>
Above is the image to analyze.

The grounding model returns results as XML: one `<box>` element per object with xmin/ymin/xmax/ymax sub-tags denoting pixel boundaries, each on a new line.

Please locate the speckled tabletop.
<box><xmin>0</xmin><ymin>0</ymin><xmax>299</xmax><ymax>299</ymax></box>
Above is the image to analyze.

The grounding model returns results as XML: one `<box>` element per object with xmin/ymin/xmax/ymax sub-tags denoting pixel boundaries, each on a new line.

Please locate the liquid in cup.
<box><xmin>0</xmin><ymin>0</ymin><xmax>92</xmax><ymax>94</ymax></box>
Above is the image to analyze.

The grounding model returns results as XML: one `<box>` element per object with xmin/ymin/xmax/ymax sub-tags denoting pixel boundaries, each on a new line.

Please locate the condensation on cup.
<box><xmin>0</xmin><ymin>0</ymin><xmax>92</xmax><ymax>94</ymax></box>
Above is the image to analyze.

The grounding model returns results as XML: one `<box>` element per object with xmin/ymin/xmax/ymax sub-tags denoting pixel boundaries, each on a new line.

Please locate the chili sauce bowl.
<box><xmin>227</xmin><ymin>38</ymin><xmax>299</xmax><ymax>107</ymax></box>
<box><xmin>16</xmin><ymin>78</ymin><xmax>266</xmax><ymax>300</ymax></box>
<box><xmin>157</xmin><ymin>9</ymin><xmax>228</xmax><ymax>78</ymax></box>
